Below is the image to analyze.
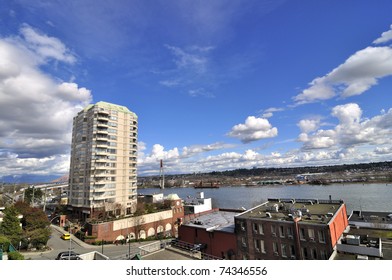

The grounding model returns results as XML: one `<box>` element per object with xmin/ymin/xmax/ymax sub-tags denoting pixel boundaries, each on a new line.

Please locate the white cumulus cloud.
<box><xmin>0</xmin><ymin>26</ymin><xmax>92</xmax><ymax>177</ymax></box>
<box><xmin>373</xmin><ymin>24</ymin><xmax>392</xmax><ymax>44</ymax></box>
<box><xmin>227</xmin><ymin>116</ymin><xmax>278</xmax><ymax>143</ymax></box>
<box><xmin>298</xmin><ymin>103</ymin><xmax>392</xmax><ymax>151</ymax></box>
<box><xmin>294</xmin><ymin>24</ymin><xmax>392</xmax><ymax>105</ymax></box>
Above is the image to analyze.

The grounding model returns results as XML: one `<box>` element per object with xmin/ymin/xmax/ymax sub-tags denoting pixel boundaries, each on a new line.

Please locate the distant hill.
<box><xmin>0</xmin><ymin>174</ymin><xmax>60</xmax><ymax>184</ymax></box>
<box><xmin>205</xmin><ymin>161</ymin><xmax>392</xmax><ymax>178</ymax></box>
<box><xmin>51</xmin><ymin>174</ymin><xmax>69</xmax><ymax>184</ymax></box>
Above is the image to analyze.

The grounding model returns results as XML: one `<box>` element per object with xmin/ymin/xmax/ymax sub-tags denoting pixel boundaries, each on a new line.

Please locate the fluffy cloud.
<box><xmin>294</xmin><ymin>46</ymin><xmax>392</xmax><ymax>104</ymax></box>
<box><xmin>294</xmin><ymin>25</ymin><xmax>392</xmax><ymax>105</ymax></box>
<box><xmin>227</xmin><ymin>116</ymin><xmax>278</xmax><ymax>143</ymax></box>
<box><xmin>297</xmin><ymin>118</ymin><xmax>321</xmax><ymax>133</ymax></box>
<box><xmin>0</xmin><ymin>26</ymin><xmax>92</xmax><ymax>177</ymax></box>
<box><xmin>18</xmin><ymin>24</ymin><xmax>76</xmax><ymax>64</ymax></box>
<box><xmin>298</xmin><ymin>103</ymin><xmax>392</xmax><ymax>151</ymax></box>
<box><xmin>373</xmin><ymin>24</ymin><xmax>392</xmax><ymax>44</ymax></box>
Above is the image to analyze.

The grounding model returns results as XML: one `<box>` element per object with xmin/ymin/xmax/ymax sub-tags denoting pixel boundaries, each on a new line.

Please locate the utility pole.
<box><xmin>43</xmin><ymin>187</ymin><xmax>47</xmax><ymax>212</ymax></box>
<box><xmin>31</xmin><ymin>186</ymin><xmax>35</xmax><ymax>207</ymax></box>
<box><xmin>159</xmin><ymin>159</ymin><xmax>165</xmax><ymax>190</ymax></box>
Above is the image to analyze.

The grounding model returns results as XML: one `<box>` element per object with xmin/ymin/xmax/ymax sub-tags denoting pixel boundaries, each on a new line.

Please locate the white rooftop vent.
<box><xmin>266</xmin><ymin>212</ymin><xmax>272</xmax><ymax>218</ymax></box>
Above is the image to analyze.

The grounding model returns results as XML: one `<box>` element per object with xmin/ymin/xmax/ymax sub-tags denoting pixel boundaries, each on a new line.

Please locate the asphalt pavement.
<box><xmin>22</xmin><ymin>225</ymin><xmax>189</xmax><ymax>260</ymax></box>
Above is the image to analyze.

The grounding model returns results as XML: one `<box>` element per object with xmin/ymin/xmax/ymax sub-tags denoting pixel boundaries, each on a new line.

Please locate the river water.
<box><xmin>139</xmin><ymin>183</ymin><xmax>392</xmax><ymax>214</ymax></box>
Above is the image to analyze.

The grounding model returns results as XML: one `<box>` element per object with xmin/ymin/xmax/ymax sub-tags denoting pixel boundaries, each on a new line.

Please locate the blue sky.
<box><xmin>1</xmin><ymin>0</ymin><xmax>392</xmax><ymax>181</ymax></box>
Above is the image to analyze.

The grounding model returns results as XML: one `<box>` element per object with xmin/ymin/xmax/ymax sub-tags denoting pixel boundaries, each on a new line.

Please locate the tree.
<box><xmin>0</xmin><ymin>235</ymin><xmax>11</xmax><ymax>251</ymax></box>
<box><xmin>14</xmin><ymin>201</ymin><xmax>51</xmax><ymax>250</ymax></box>
<box><xmin>0</xmin><ymin>206</ymin><xmax>23</xmax><ymax>246</ymax></box>
<box><xmin>24</xmin><ymin>187</ymin><xmax>43</xmax><ymax>205</ymax></box>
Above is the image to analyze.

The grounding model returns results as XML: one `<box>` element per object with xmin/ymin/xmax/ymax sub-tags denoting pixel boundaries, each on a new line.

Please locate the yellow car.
<box><xmin>60</xmin><ymin>233</ymin><xmax>71</xmax><ymax>240</ymax></box>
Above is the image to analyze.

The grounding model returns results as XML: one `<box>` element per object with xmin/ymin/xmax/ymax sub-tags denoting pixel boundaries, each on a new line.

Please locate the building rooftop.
<box><xmin>184</xmin><ymin>210</ymin><xmax>238</xmax><ymax>233</ymax></box>
<box><xmin>84</xmin><ymin>101</ymin><xmax>138</xmax><ymax>117</ymax></box>
<box><xmin>349</xmin><ymin>210</ymin><xmax>392</xmax><ymax>225</ymax></box>
<box><xmin>237</xmin><ymin>198</ymin><xmax>345</xmax><ymax>224</ymax></box>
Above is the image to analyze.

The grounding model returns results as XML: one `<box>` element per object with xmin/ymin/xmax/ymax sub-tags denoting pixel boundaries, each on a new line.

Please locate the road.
<box><xmin>23</xmin><ymin>225</ymin><xmax>155</xmax><ymax>260</ymax></box>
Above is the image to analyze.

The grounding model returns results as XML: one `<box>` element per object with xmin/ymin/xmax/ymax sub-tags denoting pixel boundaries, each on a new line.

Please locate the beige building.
<box><xmin>68</xmin><ymin>101</ymin><xmax>138</xmax><ymax>221</ymax></box>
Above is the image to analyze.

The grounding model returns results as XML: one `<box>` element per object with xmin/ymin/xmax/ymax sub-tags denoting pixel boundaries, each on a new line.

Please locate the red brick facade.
<box><xmin>178</xmin><ymin>223</ymin><xmax>237</xmax><ymax>259</ymax></box>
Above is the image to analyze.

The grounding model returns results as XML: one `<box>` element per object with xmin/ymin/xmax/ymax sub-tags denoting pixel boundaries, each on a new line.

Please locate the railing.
<box><xmin>169</xmin><ymin>239</ymin><xmax>222</xmax><ymax>260</ymax></box>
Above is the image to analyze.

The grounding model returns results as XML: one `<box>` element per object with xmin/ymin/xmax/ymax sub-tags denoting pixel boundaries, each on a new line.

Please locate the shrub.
<box><xmin>7</xmin><ymin>251</ymin><xmax>25</xmax><ymax>260</ymax></box>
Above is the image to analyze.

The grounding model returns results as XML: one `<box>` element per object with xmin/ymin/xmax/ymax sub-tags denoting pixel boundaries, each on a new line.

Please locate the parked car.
<box><xmin>60</xmin><ymin>233</ymin><xmax>71</xmax><ymax>240</ymax></box>
<box><xmin>55</xmin><ymin>251</ymin><xmax>79</xmax><ymax>260</ymax></box>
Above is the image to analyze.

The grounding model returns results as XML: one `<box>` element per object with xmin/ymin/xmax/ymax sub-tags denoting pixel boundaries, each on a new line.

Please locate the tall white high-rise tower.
<box><xmin>68</xmin><ymin>101</ymin><xmax>138</xmax><ymax>221</ymax></box>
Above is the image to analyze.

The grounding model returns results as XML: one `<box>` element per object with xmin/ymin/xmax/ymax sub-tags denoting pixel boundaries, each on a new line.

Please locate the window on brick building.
<box><xmin>271</xmin><ymin>225</ymin><xmax>276</xmax><ymax>236</ymax></box>
<box><xmin>281</xmin><ymin>244</ymin><xmax>287</xmax><ymax>257</ymax></box>
<box><xmin>308</xmin><ymin>229</ymin><xmax>315</xmax><ymax>241</ymax></box>
<box><xmin>290</xmin><ymin>245</ymin><xmax>296</xmax><ymax>259</ymax></box>
<box><xmin>299</xmin><ymin>228</ymin><xmax>306</xmax><ymax>240</ymax></box>
<box><xmin>311</xmin><ymin>248</ymin><xmax>318</xmax><ymax>259</ymax></box>
<box><xmin>287</xmin><ymin>227</ymin><xmax>293</xmax><ymax>238</ymax></box>
<box><xmin>253</xmin><ymin>223</ymin><xmax>264</xmax><ymax>234</ymax></box>
<box><xmin>279</xmin><ymin>225</ymin><xmax>285</xmax><ymax>237</ymax></box>
<box><xmin>241</xmin><ymin>236</ymin><xmax>247</xmax><ymax>247</ymax></box>
<box><xmin>318</xmin><ymin>230</ymin><xmax>326</xmax><ymax>243</ymax></box>
<box><xmin>272</xmin><ymin>242</ymin><xmax>278</xmax><ymax>255</ymax></box>
<box><xmin>302</xmin><ymin>247</ymin><xmax>308</xmax><ymax>259</ymax></box>
<box><xmin>260</xmin><ymin>240</ymin><xmax>266</xmax><ymax>253</ymax></box>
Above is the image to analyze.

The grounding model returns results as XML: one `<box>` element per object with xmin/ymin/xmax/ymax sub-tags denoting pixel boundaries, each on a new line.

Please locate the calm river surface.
<box><xmin>139</xmin><ymin>183</ymin><xmax>392</xmax><ymax>214</ymax></box>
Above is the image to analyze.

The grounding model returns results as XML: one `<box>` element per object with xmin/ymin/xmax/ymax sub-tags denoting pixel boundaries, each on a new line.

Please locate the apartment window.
<box><xmin>308</xmin><ymin>229</ymin><xmax>315</xmax><ymax>241</ymax></box>
<box><xmin>320</xmin><ymin>250</ymin><xmax>327</xmax><ymax>260</ymax></box>
<box><xmin>260</xmin><ymin>240</ymin><xmax>266</xmax><ymax>253</ymax></box>
<box><xmin>254</xmin><ymin>239</ymin><xmax>260</xmax><ymax>252</ymax></box>
<box><xmin>272</xmin><ymin>242</ymin><xmax>278</xmax><ymax>255</ymax></box>
<box><xmin>318</xmin><ymin>230</ymin><xmax>326</xmax><ymax>243</ymax></box>
<box><xmin>287</xmin><ymin>227</ymin><xmax>293</xmax><ymax>238</ymax></box>
<box><xmin>241</xmin><ymin>236</ymin><xmax>247</xmax><ymax>247</ymax></box>
<box><xmin>311</xmin><ymin>248</ymin><xmax>318</xmax><ymax>259</ymax></box>
<box><xmin>240</xmin><ymin>221</ymin><xmax>246</xmax><ymax>231</ymax></box>
<box><xmin>281</xmin><ymin>244</ymin><xmax>287</xmax><ymax>257</ymax></box>
<box><xmin>301</xmin><ymin>247</ymin><xmax>308</xmax><ymax>260</ymax></box>
<box><xmin>259</xmin><ymin>223</ymin><xmax>264</xmax><ymax>234</ymax></box>
<box><xmin>253</xmin><ymin>223</ymin><xmax>264</xmax><ymax>235</ymax></box>
<box><xmin>299</xmin><ymin>228</ymin><xmax>306</xmax><ymax>240</ymax></box>
<box><xmin>279</xmin><ymin>225</ymin><xmax>285</xmax><ymax>237</ymax></box>
<box><xmin>271</xmin><ymin>225</ymin><xmax>276</xmax><ymax>236</ymax></box>
<box><xmin>290</xmin><ymin>245</ymin><xmax>296</xmax><ymax>259</ymax></box>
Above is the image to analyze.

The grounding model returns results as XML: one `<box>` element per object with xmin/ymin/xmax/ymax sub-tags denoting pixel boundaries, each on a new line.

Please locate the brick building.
<box><xmin>177</xmin><ymin>208</ymin><xmax>239</xmax><ymax>259</ymax></box>
<box><xmin>235</xmin><ymin>198</ymin><xmax>349</xmax><ymax>260</ymax></box>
